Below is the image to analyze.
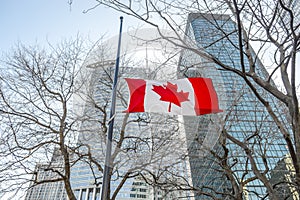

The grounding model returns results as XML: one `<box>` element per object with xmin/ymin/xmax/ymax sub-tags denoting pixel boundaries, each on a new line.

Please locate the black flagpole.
<box><xmin>100</xmin><ymin>16</ymin><xmax>123</xmax><ymax>200</ymax></box>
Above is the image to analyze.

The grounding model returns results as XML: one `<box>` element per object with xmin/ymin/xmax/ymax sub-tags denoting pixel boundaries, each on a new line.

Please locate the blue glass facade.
<box><xmin>180</xmin><ymin>13</ymin><xmax>292</xmax><ymax>199</ymax></box>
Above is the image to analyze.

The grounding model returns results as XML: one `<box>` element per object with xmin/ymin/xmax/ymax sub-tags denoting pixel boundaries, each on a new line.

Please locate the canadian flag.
<box><xmin>124</xmin><ymin>78</ymin><xmax>222</xmax><ymax>116</ymax></box>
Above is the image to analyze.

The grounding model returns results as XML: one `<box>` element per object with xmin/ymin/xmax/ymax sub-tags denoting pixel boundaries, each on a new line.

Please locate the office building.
<box><xmin>179</xmin><ymin>13</ymin><xmax>293</xmax><ymax>199</ymax></box>
<box><xmin>284</xmin><ymin>0</ymin><xmax>300</xmax><ymax>24</ymax></box>
<box><xmin>24</xmin><ymin>149</ymin><xmax>67</xmax><ymax>200</ymax></box>
<box><xmin>24</xmin><ymin>29</ymin><xmax>192</xmax><ymax>200</ymax></box>
<box><xmin>69</xmin><ymin>29</ymin><xmax>191</xmax><ymax>200</ymax></box>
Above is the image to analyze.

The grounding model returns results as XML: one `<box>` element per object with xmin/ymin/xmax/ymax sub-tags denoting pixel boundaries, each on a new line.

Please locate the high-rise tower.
<box><xmin>24</xmin><ymin>29</ymin><xmax>191</xmax><ymax>200</ymax></box>
<box><xmin>69</xmin><ymin>29</ymin><xmax>191</xmax><ymax>200</ymax></box>
<box><xmin>179</xmin><ymin>13</ymin><xmax>293</xmax><ymax>199</ymax></box>
<box><xmin>24</xmin><ymin>148</ymin><xmax>67</xmax><ymax>200</ymax></box>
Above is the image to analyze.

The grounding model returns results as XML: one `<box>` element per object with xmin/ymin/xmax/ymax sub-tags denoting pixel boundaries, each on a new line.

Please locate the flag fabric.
<box><xmin>124</xmin><ymin>77</ymin><xmax>222</xmax><ymax>116</ymax></box>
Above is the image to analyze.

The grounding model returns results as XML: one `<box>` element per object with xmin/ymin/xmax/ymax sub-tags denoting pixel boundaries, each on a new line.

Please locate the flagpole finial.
<box><xmin>120</xmin><ymin>16</ymin><xmax>123</xmax><ymax>20</ymax></box>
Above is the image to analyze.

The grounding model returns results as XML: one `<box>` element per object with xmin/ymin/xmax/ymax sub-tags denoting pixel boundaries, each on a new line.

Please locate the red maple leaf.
<box><xmin>152</xmin><ymin>82</ymin><xmax>190</xmax><ymax>112</ymax></box>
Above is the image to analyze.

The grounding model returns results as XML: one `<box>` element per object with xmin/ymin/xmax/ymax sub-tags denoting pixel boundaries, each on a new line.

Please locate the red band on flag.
<box><xmin>124</xmin><ymin>78</ymin><xmax>146</xmax><ymax>112</ymax></box>
<box><xmin>188</xmin><ymin>78</ymin><xmax>222</xmax><ymax>115</ymax></box>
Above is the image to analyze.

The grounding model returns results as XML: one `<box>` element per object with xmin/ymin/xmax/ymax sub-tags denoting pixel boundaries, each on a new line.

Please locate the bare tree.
<box><xmin>0</xmin><ymin>32</ymin><xmax>196</xmax><ymax>200</ymax></box>
<box><xmin>75</xmin><ymin>0</ymin><xmax>300</xmax><ymax>199</ymax></box>
<box><xmin>0</xmin><ymin>37</ymin><xmax>93</xmax><ymax>200</ymax></box>
<box><xmin>70</xmin><ymin>35</ymin><xmax>195</xmax><ymax>199</ymax></box>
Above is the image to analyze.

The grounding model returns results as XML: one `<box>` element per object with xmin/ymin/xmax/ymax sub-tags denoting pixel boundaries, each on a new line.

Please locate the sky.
<box><xmin>0</xmin><ymin>0</ymin><xmax>140</xmax><ymax>53</ymax></box>
<box><xmin>0</xmin><ymin>0</ymin><xmax>299</xmax><ymax>95</ymax></box>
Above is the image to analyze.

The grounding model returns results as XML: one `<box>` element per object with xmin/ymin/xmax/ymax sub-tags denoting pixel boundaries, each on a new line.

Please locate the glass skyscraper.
<box><xmin>179</xmin><ymin>13</ymin><xmax>293</xmax><ymax>199</ymax></box>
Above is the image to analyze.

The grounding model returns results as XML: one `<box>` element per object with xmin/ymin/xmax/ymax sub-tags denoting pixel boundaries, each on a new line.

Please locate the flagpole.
<box><xmin>100</xmin><ymin>16</ymin><xmax>123</xmax><ymax>200</ymax></box>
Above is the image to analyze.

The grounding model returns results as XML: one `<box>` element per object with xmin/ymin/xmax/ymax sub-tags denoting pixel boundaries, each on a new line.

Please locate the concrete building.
<box><xmin>24</xmin><ymin>149</ymin><xmax>67</xmax><ymax>200</ymax></box>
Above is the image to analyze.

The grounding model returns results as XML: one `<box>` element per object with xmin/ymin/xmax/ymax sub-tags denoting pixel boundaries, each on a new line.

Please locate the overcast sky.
<box><xmin>0</xmin><ymin>0</ymin><xmax>140</xmax><ymax>53</ymax></box>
